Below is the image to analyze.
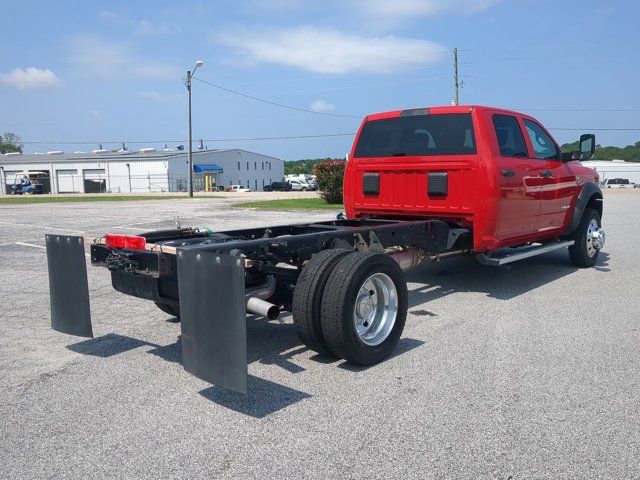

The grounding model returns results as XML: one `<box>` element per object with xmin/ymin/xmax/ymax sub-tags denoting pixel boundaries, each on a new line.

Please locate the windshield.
<box><xmin>354</xmin><ymin>113</ymin><xmax>476</xmax><ymax>158</ymax></box>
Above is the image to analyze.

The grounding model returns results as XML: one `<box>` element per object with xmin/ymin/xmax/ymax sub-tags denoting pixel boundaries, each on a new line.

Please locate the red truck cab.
<box><xmin>344</xmin><ymin>105</ymin><xmax>602</xmax><ymax>252</ymax></box>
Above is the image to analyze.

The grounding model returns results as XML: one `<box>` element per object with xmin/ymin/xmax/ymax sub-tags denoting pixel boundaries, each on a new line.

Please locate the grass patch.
<box><xmin>0</xmin><ymin>194</ymin><xmax>211</xmax><ymax>205</ymax></box>
<box><xmin>234</xmin><ymin>198</ymin><xmax>344</xmax><ymax>211</ymax></box>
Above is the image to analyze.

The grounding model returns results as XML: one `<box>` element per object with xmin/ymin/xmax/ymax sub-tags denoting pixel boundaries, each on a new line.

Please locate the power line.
<box><xmin>18</xmin><ymin>133</ymin><xmax>358</xmax><ymax>145</ymax></box>
<box><xmin>17</xmin><ymin>128</ymin><xmax>640</xmax><ymax>147</ymax></box>
<box><xmin>192</xmin><ymin>77</ymin><xmax>361</xmax><ymax>119</ymax></box>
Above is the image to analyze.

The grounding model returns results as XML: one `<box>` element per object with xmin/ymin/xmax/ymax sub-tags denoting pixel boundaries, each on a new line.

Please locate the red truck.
<box><xmin>46</xmin><ymin>105</ymin><xmax>605</xmax><ymax>393</ymax></box>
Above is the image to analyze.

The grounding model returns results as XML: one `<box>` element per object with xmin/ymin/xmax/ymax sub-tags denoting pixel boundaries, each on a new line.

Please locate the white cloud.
<box><xmin>101</xmin><ymin>10</ymin><xmax>175</xmax><ymax>35</ymax></box>
<box><xmin>68</xmin><ymin>36</ymin><xmax>180</xmax><ymax>80</ymax></box>
<box><xmin>136</xmin><ymin>19</ymin><xmax>172</xmax><ymax>35</ymax></box>
<box><xmin>353</xmin><ymin>0</ymin><xmax>502</xmax><ymax>18</ymax></box>
<box><xmin>309</xmin><ymin>100</ymin><xmax>335</xmax><ymax>112</ymax></box>
<box><xmin>219</xmin><ymin>26</ymin><xmax>446</xmax><ymax>74</ymax></box>
<box><xmin>90</xmin><ymin>110</ymin><xmax>100</xmax><ymax>117</ymax></box>
<box><xmin>140</xmin><ymin>90</ymin><xmax>166</xmax><ymax>101</ymax></box>
<box><xmin>0</xmin><ymin>67</ymin><xmax>64</xmax><ymax>89</ymax></box>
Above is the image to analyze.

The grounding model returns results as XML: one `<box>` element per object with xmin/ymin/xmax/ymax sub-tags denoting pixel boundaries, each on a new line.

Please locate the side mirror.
<box><xmin>579</xmin><ymin>133</ymin><xmax>596</xmax><ymax>161</ymax></box>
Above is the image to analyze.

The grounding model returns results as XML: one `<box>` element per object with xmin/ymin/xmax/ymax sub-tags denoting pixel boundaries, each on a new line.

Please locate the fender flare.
<box><xmin>563</xmin><ymin>182</ymin><xmax>602</xmax><ymax>236</ymax></box>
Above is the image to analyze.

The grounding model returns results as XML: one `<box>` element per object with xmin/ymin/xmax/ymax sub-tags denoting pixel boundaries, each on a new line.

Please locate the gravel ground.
<box><xmin>0</xmin><ymin>191</ymin><xmax>638</xmax><ymax>479</ymax></box>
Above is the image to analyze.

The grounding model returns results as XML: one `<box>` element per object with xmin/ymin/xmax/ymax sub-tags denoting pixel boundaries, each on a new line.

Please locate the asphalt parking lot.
<box><xmin>1</xmin><ymin>190</ymin><xmax>638</xmax><ymax>479</ymax></box>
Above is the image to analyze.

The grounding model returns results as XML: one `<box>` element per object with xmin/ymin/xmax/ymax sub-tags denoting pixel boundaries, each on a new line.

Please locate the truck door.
<box><xmin>491</xmin><ymin>114</ymin><xmax>543</xmax><ymax>241</ymax></box>
<box><xmin>522</xmin><ymin>119</ymin><xmax>577</xmax><ymax>232</ymax></box>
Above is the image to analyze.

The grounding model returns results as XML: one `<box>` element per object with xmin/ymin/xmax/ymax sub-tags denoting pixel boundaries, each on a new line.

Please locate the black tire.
<box><xmin>320</xmin><ymin>252</ymin><xmax>408</xmax><ymax>365</ymax></box>
<box><xmin>155</xmin><ymin>301</ymin><xmax>180</xmax><ymax>318</ymax></box>
<box><xmin>292</xmin><ymin>249</ymin><xmax>351</xmax><ymax>356</ymax></box>
<box><xmin>569</xmin><ymin>208</ymin><xmax>602</xmax><ymax>268</ymax></box>
<box><xmin>302</xmin><ymin>187</ymin><xmax>308</xmax><ymax>191</ymax></box>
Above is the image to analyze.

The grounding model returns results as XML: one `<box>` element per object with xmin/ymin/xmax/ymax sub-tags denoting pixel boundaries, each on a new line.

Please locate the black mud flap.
<box><xmin>177</xmin><ymin>250</ymin><xmax>247</xmax><ymax>394</ymax></box>
<box><xmin>45</xmin><ymin>235</ymin><xmax>93</xmax><ymax>338</ymax></box>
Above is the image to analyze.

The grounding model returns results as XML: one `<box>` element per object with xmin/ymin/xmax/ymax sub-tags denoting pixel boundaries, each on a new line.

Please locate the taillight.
<box><xmin>104</xmin><ymin>234</ymin><xmax>146</xmax><ymax>250</ymax></box>
<box><xmin>104</xmin><ymin>234</ymin><xmax>125</xmax><ymax>249</ymax></box>
<box><xmin>123</xmin><ymin>236</ymin><xmax>146</xmax><ymax>250</ymax></box>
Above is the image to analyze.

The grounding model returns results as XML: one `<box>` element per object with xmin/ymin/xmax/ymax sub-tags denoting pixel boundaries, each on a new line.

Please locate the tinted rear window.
<box><xmin>354</xmin><ymin>114</ymin><xmax>476</xmax><ymax>158</ymax></box>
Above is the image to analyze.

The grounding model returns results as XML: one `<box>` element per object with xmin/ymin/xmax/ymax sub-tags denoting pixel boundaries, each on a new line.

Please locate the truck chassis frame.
<box><xmin>46</xmin><ymin>218</ymin><xmax>471</xmax><ymax>393</ymax></box>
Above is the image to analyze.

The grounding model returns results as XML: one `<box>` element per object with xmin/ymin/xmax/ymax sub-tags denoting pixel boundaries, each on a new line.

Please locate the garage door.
<box><xmin>56</xmin><ymin>169</ymin><xmax>79</xmax><ymax>193</ymax></box>
<box><xmin>83</xmin><ymin>169</ymin><xmax>106</xmax><ymax>193</ymax></box>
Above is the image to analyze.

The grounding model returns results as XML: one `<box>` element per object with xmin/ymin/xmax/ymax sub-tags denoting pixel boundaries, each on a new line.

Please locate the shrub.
<box><xmin>313</xmin><ymin>160</ymin><xmax>346</xmax><ymax>204</ymax></box>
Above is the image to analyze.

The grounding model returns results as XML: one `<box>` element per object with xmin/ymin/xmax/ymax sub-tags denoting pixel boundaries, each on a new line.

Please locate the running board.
<box><xmin>477</xmin><ymin>240</ymin><xmax>575</xmax><ymax>266</ymax></box>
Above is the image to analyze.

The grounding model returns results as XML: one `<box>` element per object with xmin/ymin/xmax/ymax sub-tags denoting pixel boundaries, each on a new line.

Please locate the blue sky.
<box><xmin>1</xmin><ymin>0</ymin><xmax>638</xmax><ymax>159</ymax></box>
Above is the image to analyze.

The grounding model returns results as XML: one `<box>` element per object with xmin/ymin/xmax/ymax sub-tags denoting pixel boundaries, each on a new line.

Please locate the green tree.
<box><xmin>284</xmin><ymin>157</ymin><xmax>343</xmax><ymax>175</ymax></box>
<box><xmin>0</xmin><ymin>132</ymin><xmax>23</xmax><ymax>154</ymax></box>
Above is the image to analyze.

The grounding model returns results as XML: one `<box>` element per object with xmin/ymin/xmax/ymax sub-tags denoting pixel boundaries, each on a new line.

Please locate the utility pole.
<box><xmin>185</xmin><ymin>60</ymin><xmax>204</xmax><ymax>197</ymax></box>
<box><xmin>186</xmin><ymin>70</ymin><xmax>193</xmax><ymax>197</ymax></box>
<box><xmin>453</xmin><ymin>47</ymin><xmax>459</xmax><ymax>106</ymax></box>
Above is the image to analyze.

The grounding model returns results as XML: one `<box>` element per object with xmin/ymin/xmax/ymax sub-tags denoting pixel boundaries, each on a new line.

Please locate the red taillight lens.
<box><xmin>104</xmin><ymin>234</ymin><xmax>146</xmax><ymax>250</ymax></box>
<box><xmin>123</xmin><ymin>236</ymin><xmax>146</xmax><ymax>250</ymax></box>
<box><xmin>104</xmin><ymin>234</ymin><xmax>125</xmax><ymax>249</ymax></box>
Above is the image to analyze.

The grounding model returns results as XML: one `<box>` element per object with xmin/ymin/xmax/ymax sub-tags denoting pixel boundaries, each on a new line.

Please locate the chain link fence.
<box><xmin>2</xmin><ymin>173</ymin><xmax>229</xmax><ymax>194</ymax></box>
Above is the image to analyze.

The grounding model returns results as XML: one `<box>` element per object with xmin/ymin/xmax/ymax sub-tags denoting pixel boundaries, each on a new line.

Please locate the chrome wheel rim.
<box><xmin>586</xmin><ymin>219</ymin><xmax>599</xmax><ymax>258</ymax></box>
<box><xmin>353</xmin><ymin>273</ymin><xmax>398</xmax><ymax>346</ymax></box>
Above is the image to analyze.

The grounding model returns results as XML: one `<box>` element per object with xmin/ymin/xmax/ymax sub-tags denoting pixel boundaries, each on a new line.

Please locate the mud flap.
<box><xmin>45</xmin><ymin>235</ymin><xmax>93</xmax><ymax>338</ymax></box>
<box><xmin>177</xmin><ymin>250</ymin><xmax>247</xmax><ymax>394</ymax></box>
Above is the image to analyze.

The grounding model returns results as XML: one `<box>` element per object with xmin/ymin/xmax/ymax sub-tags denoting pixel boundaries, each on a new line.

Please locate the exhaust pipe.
<box><xmin>245</xmin><ymin>275</ymin><xmax>280</xmax><ymax>320</ymax></box>
<box><xmin>246</xmin><ymin>296</ymin><xmax>280</xmax><ymax>320</ymax></box>
<box><xmin>387</xmin><ymin>247</ymin><xmax>468</xmax><ymax>270</ymax></box>
<box><xmin>387</xmin><ymin>248</ymin><xmax>425</xmax><ymax>271</ymax></box>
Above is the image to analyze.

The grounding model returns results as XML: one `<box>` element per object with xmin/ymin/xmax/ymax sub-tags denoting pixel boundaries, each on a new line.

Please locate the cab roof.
<box><xmin>364</xmin><ymin>105</ymin><xmax>525</xmax><ymax>121</ymax></box>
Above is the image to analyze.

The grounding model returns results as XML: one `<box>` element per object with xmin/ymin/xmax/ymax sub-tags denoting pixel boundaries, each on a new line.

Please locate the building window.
<box><xmin>254</xmin><ymin>161</ymin><xmax>257</xmax><ymax>170</ymax></box>
<box><xmin>247</xmin><ymin>180</ymin><xmax>250</xmax><ymax>188</ymax></box>
<box><xmin>269</xmin><ymin>162</ymin><xmax>272</xmax><ymax>170</ymax></box>
<box><xmin>246</xmin><ymin>162</ymin><xmax>249</xmax><ymax>170</ymax></box>
<box><xmin>261</xmin><ymin>162</ymin><xmax>264</xmax><ymax>170</ymax></box>
<box><xmin>237</xmin><ymin>161</ymin><xmax>240</xmax><ymax>170</ymax></box>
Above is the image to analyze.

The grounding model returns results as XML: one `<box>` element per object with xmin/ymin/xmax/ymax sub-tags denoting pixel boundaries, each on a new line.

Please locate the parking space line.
<box><xmin>112</xmin><ymin>219</ymin><xmax>163</xmax><ymax>229</ymax></box>
<box><xmin>0</xmin><ymin>220</ymin><xmax>84</xmax><ymax>234</ymax></box>
<box><xmin>10</xmin><ymin>241</ymin><xmax>90</xmax><ymax>258</ymax></box>
<box><xmin>14</xmin><ymin>242</ymin><xmax>45</xmax><ymax>250</ymax></box>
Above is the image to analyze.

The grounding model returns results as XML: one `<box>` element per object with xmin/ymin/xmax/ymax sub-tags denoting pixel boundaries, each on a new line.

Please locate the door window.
<box><xmin>523</xmin><ymin>120</ymin><xmax>559</xmax><ymax>160</ymax></box>
<box><xmin>492</xmin><ymin>115</ymin><xmax>528</xmax><ymax>157</ymax></box>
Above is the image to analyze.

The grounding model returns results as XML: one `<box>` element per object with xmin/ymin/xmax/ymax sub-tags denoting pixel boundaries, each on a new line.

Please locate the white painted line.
<box><xmin>12</xmin><ymin>241</ymin><xmax>91</xmax><ymax>258</ymax></box>
<box><xmin>112</xmin><ymin>219</ymin><xmax>163</xmax><ymax>229</ymax></box>
<box><xmin>0</xmin><ymin>220</ymin><xmax>84</xmax><ymax>234</ymax></box>
<box><xmin>14</xmin><ymin>241</ymin><xmax>45</xmax><ymax>250</ymax></box>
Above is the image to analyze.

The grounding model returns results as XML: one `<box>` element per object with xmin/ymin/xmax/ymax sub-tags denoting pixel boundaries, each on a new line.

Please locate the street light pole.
<box><xmin>186</xmin><ymin>60</ymin><xmax>204</xmax><ymax>197</ymax></box>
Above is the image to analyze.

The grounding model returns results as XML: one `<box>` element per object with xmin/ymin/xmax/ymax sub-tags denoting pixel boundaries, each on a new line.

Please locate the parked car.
<box><xmin>602</xmin><ymin>178</ymin><xmax>634</xmax><ymax>188</ymax></box>
<box><xmin>287</xmin><ymin>179</ymin><xmax>312</xmax><ymax>191</ymax></box>
<box><xmin>263</xmin><ymin>181</ymin><xmax>292</xmax><ymax>192</ymax></box>
<box><xmin>226</xmin><ymin>185</ymin><xmax>252</xmax><ymax>192</ymax></box>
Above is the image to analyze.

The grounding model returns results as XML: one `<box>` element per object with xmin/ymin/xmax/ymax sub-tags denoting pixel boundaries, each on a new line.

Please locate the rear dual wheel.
<box><xmin>155</xmin><ymin>301</ymin><xmax>180</xmax><ymax>318</ymax></box>
<box><xmin>292</xmin><ymin>250</ymin><xmax>408</xmax><ymax>365</ymax></box>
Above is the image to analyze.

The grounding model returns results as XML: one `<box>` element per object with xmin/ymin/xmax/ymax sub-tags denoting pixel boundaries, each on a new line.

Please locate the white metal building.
<box><xmin>581</xmin><ymin>159</ymin><xmax>640</xmax><ymax>183</ymax></box>
<box><xmin>0</xmin><ymin>148</ymin><xmax>284</xmax><ymax>194</ymax></box>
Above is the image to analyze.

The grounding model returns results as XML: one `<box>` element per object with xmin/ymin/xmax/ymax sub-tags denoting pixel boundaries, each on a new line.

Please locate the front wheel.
<box><xmin>301</xmin><ymin>187</ymin><xmax>308</xmax><ymax>191</ymax></box>
<box><xmin>569</xmin><ymin>208</ymin><xmax>605</xmax><ymax>268</ymax></box>
<box><xmin>320</xmin><ymin>252</ymin><xmax>408</xmax><ymax>365</ymax></box>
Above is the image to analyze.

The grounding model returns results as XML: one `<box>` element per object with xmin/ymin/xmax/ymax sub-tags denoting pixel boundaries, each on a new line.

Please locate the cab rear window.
<box><xmin>353</xmin><ymin>114</ymin><xmax>476</xmax><ymax>158</ymax></box>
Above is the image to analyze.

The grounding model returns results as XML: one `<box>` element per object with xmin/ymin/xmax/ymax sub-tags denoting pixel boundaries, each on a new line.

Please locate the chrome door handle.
<box><xmin>540</xmin><ymin>170</ymin><xmax>553</xmax><ymax>178</ymax></box>
<box><xmin>501</xmin><ymin>169</ymin><xmax>515</xmax><ymax>177</ymax></box>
